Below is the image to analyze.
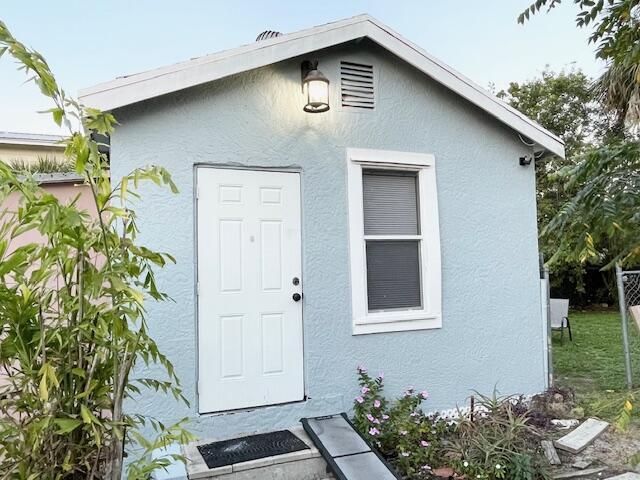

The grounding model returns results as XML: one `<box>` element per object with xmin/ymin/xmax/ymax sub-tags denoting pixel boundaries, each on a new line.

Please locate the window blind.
<box><xmin>362</xmin><ymin>171</ymin><xmax>418</xmax><ymax>235</ymax></box>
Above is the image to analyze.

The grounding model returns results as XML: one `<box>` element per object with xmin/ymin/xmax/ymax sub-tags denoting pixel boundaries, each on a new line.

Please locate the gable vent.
<box><xmin>340</xmin><ymin>61</ymin><xmax>375</xmax><ymax>110</ymax></box>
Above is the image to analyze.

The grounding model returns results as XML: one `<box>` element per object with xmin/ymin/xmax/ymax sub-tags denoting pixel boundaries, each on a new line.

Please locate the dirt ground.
<box><xmin>549</xmin><ymin>424</ymin><xmax>640</xmax><ymax>478</ymax></box>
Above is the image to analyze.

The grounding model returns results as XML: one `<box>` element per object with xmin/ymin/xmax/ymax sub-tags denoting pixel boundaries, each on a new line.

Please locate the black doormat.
<box><xmin>196</xmin><ymin>430</ymin><xmax>310</xmax><ymax>469</ymax></box>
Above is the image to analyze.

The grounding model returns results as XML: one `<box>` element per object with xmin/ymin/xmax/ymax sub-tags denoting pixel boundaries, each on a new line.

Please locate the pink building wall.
<box><xmin>4</xmin><ymin>180</ymin><xmax>97</xmax><ymax>252</ymax></box>
<box><xmin>0</xmin><ymin>179</ymin><xmax>98</xmax><ymax>389</ymax></box>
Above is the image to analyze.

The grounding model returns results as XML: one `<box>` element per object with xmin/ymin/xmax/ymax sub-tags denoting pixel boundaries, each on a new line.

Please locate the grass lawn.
<box><xmin>553</xmin><ymin>310</ymin><xmax>640</xmax><ymax>419</ymax></box>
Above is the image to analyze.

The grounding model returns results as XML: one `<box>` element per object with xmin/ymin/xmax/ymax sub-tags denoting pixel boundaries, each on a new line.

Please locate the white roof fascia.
<box><xmin>362</xmin><ymin>18</ymin><xmax>564</xmax><ymax>157</ymax></box>
<box><xmin>0</xmin><ymin>132</ymin><xmax>66</xmax><ymax>148</ymax></box>
<box><xmin>79</xmin><ymin>16</ymin><xmax>368</xmax><ymax>111</ymax></box>
<box><xmin>79</xmin><ymin>14</ymin><xmax>564</xmax><ymax>157</ymax></box>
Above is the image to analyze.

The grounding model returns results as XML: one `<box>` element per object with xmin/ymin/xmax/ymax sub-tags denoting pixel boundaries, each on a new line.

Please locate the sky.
<box><xmin>0</xmin><ymin>1</ymin><xmax>604</xmax><ymax>135</ymax></box>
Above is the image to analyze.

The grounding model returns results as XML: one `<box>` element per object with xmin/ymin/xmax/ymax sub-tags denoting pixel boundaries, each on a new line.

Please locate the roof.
<box><xmin>79</xmin><ymin>14</ymin><xmax>565</xmax><ymax>157</ymax></box>
<box><xmin>0</xmin><ymin>131</ymin><xmax>66</xmax><ymax>148</ymax></box>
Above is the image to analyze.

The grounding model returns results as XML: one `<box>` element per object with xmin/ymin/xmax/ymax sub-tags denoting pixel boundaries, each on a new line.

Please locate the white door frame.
<box><xmin>194</xmin><ymin>165</ymin><xmax>306</xmax><ymax>414</ymax></box>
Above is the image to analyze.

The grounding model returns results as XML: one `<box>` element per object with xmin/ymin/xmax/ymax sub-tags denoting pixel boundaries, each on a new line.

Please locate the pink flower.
<box><xmin>382</xmin><ymin>414</ymin><xmax>389</xmax><ymax>420</ymax></box>
<box><xmin>421</xmin><ymin>440</ymin><xmax>430</xmax><ymax>447</ymax></box>
<box><xmin>420</xmin><ymin>390</ymin><xmax>429</xmax><ymax>400</ymax></box>
<box><xmin>357</xmin><ymin>365</ymin><xmax>366</xmax><ymax>373</ymax></box>
<box><xmin>410</xmin><ymin>412</ymin><xmax>418</xmax><ymax>417</ymax></box>
<box><xmin>374</xmin><ymin>399</ymin><xmax>381</xmax><ymax>408</ymax></box>
<box><xmin>366</xmin><ymin>413</ymin><xmax>375</xmax><ymax>422</ymax></box>
<box><xmin>404</xmin><ymin>386</ymin><xmax>415</xmax><ymax>397</ymax></box>
<box><xmin>361</xmin><ymin>386</ymin><xmax>370</xmax><ymax>394</ymax></box>
<box><xmin>369</xmin><ymin>427</ymin><xmax>380</xmax><ymax>436</ymax></box>
<box><xmin>378</xmin><ymin>372</ymin><xmax>384</xmax><ymax>379</ymax></box>
<box><xmin>355</xmin><ymin>396</ymin><xmax>364</xmax><ymax>404</ymax></box>
<box><xmin>422</xmin><ymin>465</ymin><xmax>432</xmax><ymax>471</ymax></box>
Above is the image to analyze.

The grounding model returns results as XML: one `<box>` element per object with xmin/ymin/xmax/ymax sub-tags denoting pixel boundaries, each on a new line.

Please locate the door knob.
<box><xmin>292</xmin><ymin>293</ymin><xmax>302</xmax><ymax>302</ymax></box>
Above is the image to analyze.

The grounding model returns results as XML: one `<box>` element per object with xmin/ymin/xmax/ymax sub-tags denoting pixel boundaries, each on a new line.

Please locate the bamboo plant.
<box><xmin>0</xmin><ymin>20</ymin><xmax>193</xmax><ymax>479</ymax></box>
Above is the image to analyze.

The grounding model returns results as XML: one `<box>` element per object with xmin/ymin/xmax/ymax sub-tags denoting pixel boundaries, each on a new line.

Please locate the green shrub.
<box><xmin>352</xmin><ymin>366</ymin><xmax>452</xmax><ymax>478</ymax></box>
<box><xmin>449</xmin><ymin>391</ymin><xmax>549</xmax><ymax>480</ymax></box>
<box><xmin>9</xmin><ymin>155</ymin><xmax>74</xmax><ymax>174</ymax></box>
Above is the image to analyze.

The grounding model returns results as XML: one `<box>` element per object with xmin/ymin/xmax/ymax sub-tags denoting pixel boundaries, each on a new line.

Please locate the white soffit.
<box><xmin>79</xmin><ymin>14</ymin><xmax>565</xmax><ymax>157</ymax></box>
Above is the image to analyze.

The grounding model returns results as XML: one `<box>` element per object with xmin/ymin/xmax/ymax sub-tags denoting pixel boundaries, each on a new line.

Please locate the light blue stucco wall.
<box><xmin>110</xmin><ymin>40</ymin><xmax>544</xmax><ymax>441</ymax></box>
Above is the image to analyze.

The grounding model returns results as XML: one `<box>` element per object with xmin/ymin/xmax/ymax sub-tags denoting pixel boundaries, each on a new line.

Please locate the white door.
<box><xmin>196</xmin><ymin>168</ymin><xmax>304</xmax><ymax>413</ymax></box>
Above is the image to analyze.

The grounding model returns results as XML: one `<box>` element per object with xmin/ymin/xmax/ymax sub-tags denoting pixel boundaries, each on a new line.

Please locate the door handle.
<box><xmin>292</xmin><ymin>293</ymin><xmax>302</xmax><ymax>302</ymax></box>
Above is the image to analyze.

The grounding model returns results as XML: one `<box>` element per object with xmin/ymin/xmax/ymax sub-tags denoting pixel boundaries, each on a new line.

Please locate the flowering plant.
<box><xmin>352</xmin><ymin>366</ymin><xmax>451</xmax><ymax>479</ymax></box>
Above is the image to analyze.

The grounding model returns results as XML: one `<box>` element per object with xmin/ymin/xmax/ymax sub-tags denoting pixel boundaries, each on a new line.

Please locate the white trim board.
<box><xmin>79</xmin><ymin>14</ymin><xmax>564</xmax><ymax>158</ymax></box>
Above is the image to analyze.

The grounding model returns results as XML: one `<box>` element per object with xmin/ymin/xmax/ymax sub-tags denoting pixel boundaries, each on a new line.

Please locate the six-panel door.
<box><xmin>196</xmin><ymin>168</ymin><xmax>304</xmax><ymax>413</ymax></box>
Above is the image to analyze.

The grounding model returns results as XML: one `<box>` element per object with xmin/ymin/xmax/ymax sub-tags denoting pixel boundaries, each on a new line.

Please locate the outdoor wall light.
<box><xmin>301</xmin><ymin>60</ymin><xmax>330</xmax><ymax>113</ymax></box>
<box><xmin>519</xmin><ymin>155</ymin><xmax>533</xmax><ymax>166</ymax></box>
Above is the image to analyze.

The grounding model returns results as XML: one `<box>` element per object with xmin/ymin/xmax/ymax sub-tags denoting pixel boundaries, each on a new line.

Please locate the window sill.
<box><xmin>352</xmin><ymin>312</ymin><xmax>441</xmax><ymax>335</ymax></box>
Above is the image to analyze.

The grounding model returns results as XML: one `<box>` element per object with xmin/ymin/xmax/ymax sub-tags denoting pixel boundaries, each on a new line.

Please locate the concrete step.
<box><xmin>555</xmin><ymin>418</ymin><xmax>609</xmax><ymax>454</ymax></box>
<box><xmin>182</xmin><ymin>426</ymin><xmax>332</xmax><ymax>480</ymax></box>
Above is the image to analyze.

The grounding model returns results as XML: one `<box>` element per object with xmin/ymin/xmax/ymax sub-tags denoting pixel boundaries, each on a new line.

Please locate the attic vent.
<box><xmin>256</xmin><ymin>30</ymin><xmax>282</xmax><ymax>41</ymax></box>
<box><xmin>340</xmin><ymin>61</ymin><xmax>375</xmax><ymax>110</ymax></box>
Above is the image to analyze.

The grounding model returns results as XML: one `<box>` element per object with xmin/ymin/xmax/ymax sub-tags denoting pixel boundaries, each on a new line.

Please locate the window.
<box><xmin>364</xmin><ymin>170</ymin><xmax>421</xmax><ymax>311</ymax></box>
<box><xmin>347</xmin><ymin>148</ymin><xmax>441</xmax><ymax>335</ymax></box>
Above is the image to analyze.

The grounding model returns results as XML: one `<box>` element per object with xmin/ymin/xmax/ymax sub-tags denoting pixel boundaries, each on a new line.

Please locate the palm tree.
<box><xmin>593</xmin><ymin>62</ymin><xmax>640</xmax><ymax>136</ymax></box>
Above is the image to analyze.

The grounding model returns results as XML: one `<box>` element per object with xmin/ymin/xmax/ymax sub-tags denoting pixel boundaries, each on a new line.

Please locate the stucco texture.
<box><xmin>110</xmin><ymin>40</ymin><xmax>544</xmax><ymax>441</ymax></box>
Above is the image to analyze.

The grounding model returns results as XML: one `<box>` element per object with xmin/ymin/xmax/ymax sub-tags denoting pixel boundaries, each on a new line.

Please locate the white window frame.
<box><xmin>347</xmin><ymin>148</ymin><xmax>442</xmax><ymax>335</ymax></box>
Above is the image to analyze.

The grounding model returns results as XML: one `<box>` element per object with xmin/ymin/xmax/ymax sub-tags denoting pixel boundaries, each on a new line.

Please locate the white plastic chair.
<box><xmin>550</xmin><ymin>298</ymin><xmax>572</xmax><ymax>343</ymax></box>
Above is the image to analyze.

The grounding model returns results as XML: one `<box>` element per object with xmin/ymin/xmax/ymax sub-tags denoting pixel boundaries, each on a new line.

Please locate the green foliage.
<box><xmin>497</xmin><ymin>69</ymin><xmax>613</xmax><ymax>297</ymax></box>
<box><xmin>517</xmin><ymin>0</ymin><xmax>640</xmax><ymax>440</ymax></box>
<box><xmin>615</xmin><ymin>394</ymin><xmax>635</xmax><ymax>431</ymax></box>
<box><xmin>352</xmin><ymin>366</ymin><xmax>452</xmax><ymax>478</ymax></box>
<box><xmin>517</xmin><ymin>0</ymin><xmax>639</xmax><ymax>66</ymax></box>
<box><xmin>518</xmin><ymin>0</ymin><xmax>640</xmax><ymax>127</ymax></box>
<box><xmin>542</xmin><ymin>140</ymin><xmax>640</xmax><ymax>267</ymax></box>
<box><xmin>449</xmin><ymin>391</ymin><xmax>549</xmax><ymax>480</ymax></box>
<box><xmin>498</xmin><ymin>68</ymin><xmax>605</xmax><ymax>158</ymax></box>
<box><xmin>9</xmin><ymin>155</ymin><xmax>75</xmax><ymax>174</ymax></box>
<box><xmin>0</xmin><ymin>18</ymin><xmax>193</xmax><ymax>479</ymax></box>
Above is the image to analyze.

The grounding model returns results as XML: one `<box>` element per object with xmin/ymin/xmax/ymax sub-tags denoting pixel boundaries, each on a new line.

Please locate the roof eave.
<box><xmin>0</xmin><ymin>140</ymin><xmax>66</xmax><ymax>148</ymax></box>
<box><xmin>78</xmin><ymin>14</ymin><xmax>565</xmax><ymax>159</ymax></box>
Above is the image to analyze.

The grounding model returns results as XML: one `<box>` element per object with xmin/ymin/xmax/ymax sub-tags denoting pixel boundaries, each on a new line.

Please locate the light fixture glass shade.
<box><xmin>303</xmin><ymin>69</ymin><xmax>330</xmax><ymax>113</ymax></box>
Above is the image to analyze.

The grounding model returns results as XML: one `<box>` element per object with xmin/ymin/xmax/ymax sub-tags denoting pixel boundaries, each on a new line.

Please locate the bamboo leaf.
<box><xmin>39</xmin><ymin>374</ymin><xmax>48</xmax><ymax>402</ymax></box>
<box><xmin>80</xmin><ymin>404</ymin><xmax>93</xmax><ymax>424</ymax></box>
<box><xmin>54</xmin><ymin>418</ymin><xmax>82</xmax><ymax>434</ymax></box>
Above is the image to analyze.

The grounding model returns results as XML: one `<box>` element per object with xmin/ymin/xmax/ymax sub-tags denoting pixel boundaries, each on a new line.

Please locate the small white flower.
<box><xmin>495</xmin><ymin>464</ymin><xmax>502</xmax><ymax>470</ymax></box>
<box><xmin>463</xmin><ymin>461</ymin><xmax>469</xmax><ymax>467</ymax></box>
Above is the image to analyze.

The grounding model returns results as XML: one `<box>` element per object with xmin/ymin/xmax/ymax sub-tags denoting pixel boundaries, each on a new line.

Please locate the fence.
<box><xmin>615</xmin><ymin>265</ymin><xmax>640</xmax><ymax>389</ymax></box>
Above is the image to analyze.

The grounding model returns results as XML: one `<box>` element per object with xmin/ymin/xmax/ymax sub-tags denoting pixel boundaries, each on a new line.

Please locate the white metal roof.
<box><xmin>0</xmin><ymin>131</ymin><xmax>66</xmax><ymax>148</ymax></box>
<box><xmin>79</xmin><ymin>14</ymin><xmax>564</xmax><ymax>157</ymax></box>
